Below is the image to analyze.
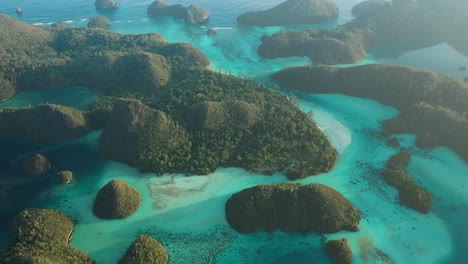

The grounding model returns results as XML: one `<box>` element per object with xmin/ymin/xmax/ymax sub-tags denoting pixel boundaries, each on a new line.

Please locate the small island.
<box><xmin>119</xmin><ymin>235</ymin><xmax>168</xmax><ymax>264</ymax></box>
<box><xmin>225</xmin><ymin>183</ymin><xmax>361</xmax><ymax>233</ymax></box>
<box><xmin>87</xmin><ymin>16</ymin><xmax>111</xmax><ymax>29</ymax></box>
<box><xmin>325</xmin><ymin>239</ymin><xmax>353</xmax><ymax>264</ymax></box>
<box><xmin>93</xmin><ymin>179</ymin><xmax>142</xmax><ymax>219</ymax></box>
<box><xmin>57</xmin><ymin>170</ymin><xmax>73</xmax><ymax>184</ymax></box>
<box><xmin>95</xmin><ymin>0</ymin><xmax>118</xmax><ymax>10</ymax></box>
<box><xmin>382</xmin><ymin>151</ymin><xmax>432</xmax><ymax>213</ymax></box>
<box><xmin>0</xmin><ymin>209</ymin><xmax>94</xmax><ymax>263</ymax></box>
<box><xmin>237</xmin><ymin>0</ymin><xmax>338</xmax><ymax>27</ymax></box>
<box><xmin>147</xmin><ymin>0</ymin><xmax>210</xmax><ymax>25</ymax></box>
<box><xmin>20</xmin><ymin>154</ymin><xmax>51</xmax><ymax>175</ymax></box>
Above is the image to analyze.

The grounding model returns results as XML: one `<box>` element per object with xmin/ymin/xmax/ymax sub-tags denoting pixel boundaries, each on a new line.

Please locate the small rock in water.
<box><xmin>16</xmin><ymin>7</ymin><xmax>23</xmax><ymax>15</ymax></box>
<box><xmin>458</xmin><ymin>66</ymin><xmax>466</xmax><ymax>71</ymax></box>
<box><xmin>207</xmin><ymin>28</ymin><xmax>217</xmax><ymax>35</ymax></box>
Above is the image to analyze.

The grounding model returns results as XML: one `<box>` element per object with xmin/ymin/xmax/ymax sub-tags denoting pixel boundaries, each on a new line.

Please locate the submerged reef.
<box><xmin>20</xmin><ymin>154</ymin><xmax>51</xmax><ymax>175</ymax></box>
<box><xmin>93</xmin><ymin>179</ymin><xmax>142</xmax><ymax>219</ymax></box>
<box><xmin>273</xmin><ymin>64</ymin><xmax>468</xmax><ymax>161</ymax></box>
<box><xmin>325</xmin><ymin>239</ymin><xmax>353</xmax><ymax>264</ymax></box>
<box><xmin>0</xmin><ymin>14</ymin><xmax>336</xmax><ymax>179</ymax></box>
<box><xmin>147</xmin><ymin>0</ymin><xmax>210</xmax><ymax>24</ymax></box>
<box><xmin>119</xmin><ymin>235</ymin><xmax>168</xmax><ymax>264</ymax></box>
<box><xmin>382</xmin><ymin>151</ymin><xmax>432</xmax><ymax>213</ymax></box>
<box><xmin>237</xmin><ymin>0</ymin><xmax>338</xmax><ymax>27</ymax></box>
<box><xmin>257</xmin><ymin>0</ymin><xmax>468</xmax><ymax>64</ymax></box>
<box><xmin>0</xmin><ymin>209</ymin><xmax>95</xmax><ymax>263</ymax></box>
<box><xmin>225</xmin><ymin>183</ymin><xmax>361</xmax><ymax>233</ymax></box>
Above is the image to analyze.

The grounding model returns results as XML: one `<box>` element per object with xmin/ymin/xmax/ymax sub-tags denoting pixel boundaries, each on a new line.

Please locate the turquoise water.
<box><xmin>1</xmin><ymin>0</ymin><xmax>468</xmax><ymax>263</ymax></box>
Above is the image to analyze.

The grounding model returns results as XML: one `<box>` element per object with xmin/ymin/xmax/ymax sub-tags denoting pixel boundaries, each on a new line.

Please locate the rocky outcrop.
<box><xmin>20</xmin><ymin>154</ymin><xmax>51</xmax><ymax>175</ymax></box>
<box><xmin>147</xmin><ymin>0</ymin><xmax>210</xmax><ymax>24</ymax></box>
<box><xmin>87</xmin><ymin>16</ymin><xmax>111</xmax><ymax>29</ymax></box>
<box><xmin>95</xmin><ymin>0</ymin><xmax>118</xmax><ymax>9</ymax></box>
<box><xmin>0</xmin><ymin>104</ymin><xmax>91</xmax><ymax>142</ymax></box>
<box><xmin>57</xmin><ymin>170</ymin><xmax>73</xmax><ymax>184</ymax></box>
<box><xmin>93</xmin><ymin>179</ymin><xmax>142</xmax><ymax>219</ymax></box>
<box><xmin>206</xmin><ymin>28</ymin><xmax>217</xmax><ymax>35</ymax></box>
<box><xmin>1</xmin><ymin>209</ymin><xmax>95</xmax><ymax>263</ymax></box>
<box><xmin>237</xmin><ymin>0</ymin><xmax>338</xmax><ymax>27</ymax></box>
<box><xmin>119</xmin><ymin>235</ymin><xmax>168</xmax><ymax>264</ymax></box>
<box><xmin>225</xmin><ymin>183</ymin><xmax>361</xmax><ymax>233</ymax></box>
<box><xmin>325</xmin><ymin>239</ymin><xmax>353</xmax><ymax>264</ymax></box>
<box><xmin>351</xmin><ymin>0</ymin><xmax>386</xmax><ymax>18</ymax></box>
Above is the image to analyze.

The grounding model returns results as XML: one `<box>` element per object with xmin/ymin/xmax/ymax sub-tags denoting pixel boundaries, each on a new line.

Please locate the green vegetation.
<box><xmin>20</xmin><ymin>154</ymin><xmax>51</xmax><ymax>175</ymax></box>
<box><xmin>1</xmin><ymin>209</ymin><xmax>94</xmax><ymax>264</ymax></box>
<box><xmin>93</xmin><ymin>179</ymin><xmax>142</xmax><ymax>219</ymax></box>
<box><xmin>273</xmin><ymin>64</ymin><xmax>468</xmax><ymax>160</ymax></box>
<box><xmin>87</xmin><ymin>16</ymin><xmax>111</xmax><ymax>29</ymax></box>
<box><xmin>225</xmin><ymin>183</ymin><xmax>361</xmax><ymax>233</ymax></box>
<box><xmin>147</xmin><ymin>0</ymin><xmax>210</xmax><ymax>24</ymax></box>
<box><xmin>57</xmin><ymin>170</ymin><xmax>73</xmax><ymax>184</ymax></box>
<box><xmin>119</xmin><ymin>235</ymin><xmax>168</xmax><ymax>264</ymax></box>
<box><xmin>325</xmin><ymin>239</ymin><xmax>353</xmax><ymax>264</ymax></box>
<box><xmin>95</xmin><ymin>0</ymin><xmax>118</xmax><ymax>9</ymax></box>
<box><xmin>0</xmin><ymin>104</ymin><xmax>91</xmax><ymax>142</ymax></box>
<box><xmin>257</xmin><ymin>0</ymin><xmax>468</xmax><ymax>63</ymax></box>
<box><xmin>382</xmin><ymin>151</ymin><xmax>432</xmax><ymax>213</ymax></box>
<box><xmin>0</xmin><ymin>15</ymin><xmax>336</xmax><ymax>179</ymax></box>
<box><xmin>258</xmin><ymin>28</ymin><xmax>366</xmax><ymax>64</ymax></box>
<box><xmin>237</xmin><ymin>0</ymin><xmax>338</xmax><ymax>27</ymax></box>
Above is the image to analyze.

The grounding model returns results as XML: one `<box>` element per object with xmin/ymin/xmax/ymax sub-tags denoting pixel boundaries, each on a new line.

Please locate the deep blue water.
<box><xmin>1</xmin><ymin>1</ymin><xmax>468</xmax><ymax>263</ymax></box>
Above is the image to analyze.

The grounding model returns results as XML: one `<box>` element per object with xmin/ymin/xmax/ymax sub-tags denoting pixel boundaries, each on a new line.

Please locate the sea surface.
<box><xmin>1</xmin><ymin>1</ymin><xmax>468</xmax><ymax>263</ymax></box>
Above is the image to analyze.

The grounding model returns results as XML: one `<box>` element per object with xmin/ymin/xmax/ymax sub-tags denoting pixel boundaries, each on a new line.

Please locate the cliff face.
<box><xmin>225</xmin><ymin>183</ymin><xmax>361</xmax><ymax>233</ymax></box>
<box><xmin>237</xmin><ymin>0</ymin><xmax>338</xmax><ymax>27</ymax></box>
<box><xmin>0</xmin><ymin>104</ymin><xmax>91</xmax><ymax>142</ymax></box>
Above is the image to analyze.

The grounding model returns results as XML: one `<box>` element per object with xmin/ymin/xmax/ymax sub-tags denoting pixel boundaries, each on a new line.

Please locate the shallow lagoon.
<box><xmin>0</xmin><ymin>0</ymin><xmax>468</xmax><ymax>263</ymax></box>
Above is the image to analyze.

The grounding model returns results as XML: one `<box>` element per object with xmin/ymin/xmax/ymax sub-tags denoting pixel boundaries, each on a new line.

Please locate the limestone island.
<box><xmin>57</xmin><ymin>170</ymin><xmax>73</xmax><ymax>184</ymax></box>
<box><xmin>382</xmin><ymin>151</ymin><xmax>432</xmax><ymax>213</ymax></box>
<box><xmin>225</xmin><ymin>183</ymin><xmax>361</xmax><ymax>233</ymax></box>
<box><xmin>147</xmin><ymin>0</ymin><xmax>210</xmax><ymax>25</ymax></box>
<box><xmin>20</xmin><ymin>154</ymin><xmax>51</xmax><ymax>175</ymax></box>
<box><xmin>0</xmin><ymin>208</ymin><xmax>95</xmax><ymax>263</ymax></box>
<box><xmin>0</xmin><ymin>14</ymin><xmax>337</xmax><ymax>179</ymax></box>
<box><xmin>95</xmin><ymin>0</ymin><xmax>118</xmax><ymax>10</ymax></box>
<box><xmin>119</xmin><ymin>235</ymin><xmax>169</xmax><ymax>264</ymax></box>
<box><xmin>257</xmin><ymin>0</ymin><xmax>468</xmax><ymax>64</ymax></box>
<box><xmin>325</xmin><ymin>239</ymin><xmax>353</xmax><ymax>264</ymax></box>
<box><xmin>273</xmin><ymin>64</ymin><xmax>468</xmax><ymax>161</ymax></box>
<box><xmin>93</xmin><ymin>179</ymin><xmax>142</xmax><ymax>219</ymax></box>
<box><xmin>88</xmin><ymin>16</ymin><xmax>111</xmax><ymax>29</ymax></box>
<box><xmin>237</xmin><ymin>0</ymin><xmax>338</xmax><ymax>27</ymax></box>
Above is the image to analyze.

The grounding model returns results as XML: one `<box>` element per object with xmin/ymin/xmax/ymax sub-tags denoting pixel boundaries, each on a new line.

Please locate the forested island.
<box><xmin>258</xmin><ymin>0</ymin><xmax>468</xmax><ymax>64</ymax></box>
<box><xmin>273</xmin><ymin>64</ymin><xmax>468</xmax><ymax>161</ymax></box>
<box><xmin>147</xmin><ymin>0</ymin><xmax>210</xmax><ymax>25</ymax></box>
<box><xmin>0</xmin><ymin>13</ymin><xmax>336</xmax><ymax>181</ymax></box>
<box><xmin>237</xmin><ymin>0</ymin><xmax>338</xmax><ymax>27</ymax></box>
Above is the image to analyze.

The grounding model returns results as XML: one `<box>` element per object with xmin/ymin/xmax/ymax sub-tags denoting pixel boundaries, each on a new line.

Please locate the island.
<box><xmin>147</xmin><ymin>0</ymin><xmax>210</xmax><ymax>25</ymax></box>
<box><xmin>225</xmin><ymin>183</ymin><xmax>361</xmax><ymax>233</ymax></box>
<box><xmin>93</xmin><ymin>179</ymin><xmax>142</xmax><ymax>219</ymax></box>
<box><xmin>0</xmin><ymin>14</ymin><xmax>337</xmax><ymax>180</ymax></box>
<box><xmin>120</xmin><ymin>235</ymin><xmax>168</xmax><ymax>264</ymax></box>
<box><xmin>257</xmin><ymin>0</ymin><xmax>468</xmax><ymax>64</ymax></box>
<box><xmin>87</xmin><ymin>16</ymin><xmax>111</xmax><ymax>29</ymax></box>
<box><xmin>95</xmin><ymin>0</ymin><xmax>118</xmax><ymax>10</ymax></box>
<box><xmin>382</xmin><ymin>151</ymin><xmax>432</xmax><ymax>213</ymax></box>
<box><xmin>237</xmin><ymin>0</ymin><xmax>338</xmax><ymax>27</ymax></box>
<box><xmin>20</xmin><ymin>154</ymin><xmax>51</xmax><ymax>175</ymax></box>
<box><xmin>273</xmin><ymin>64</ymin><xmax>468</xmax><ymax>161</ymax></box>
<box><xmin>0</xmin><ymin>209</ymin><xmax>94</xmax><ymax>263</ymax></box>
<box><xmin>57</xmin><ymin>170</ymin><xmax>73</xmax><ymax>184</ymax></box>
<box><xmin>325</xmin><ymin>239</ymin><xmax>353</xmax><ymax>264</ymax></box>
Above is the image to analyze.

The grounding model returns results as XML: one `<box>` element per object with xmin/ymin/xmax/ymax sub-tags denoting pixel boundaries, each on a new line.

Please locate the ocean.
<box><xmin>0</xmin><ymin>0</ymin><xmax>468</xmax><ymax>263</ymax></box>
